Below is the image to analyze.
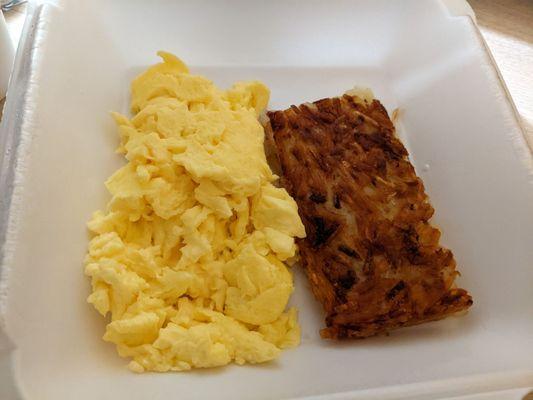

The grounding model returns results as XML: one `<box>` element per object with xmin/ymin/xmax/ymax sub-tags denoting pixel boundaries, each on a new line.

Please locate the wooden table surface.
<box><xmin>468</xmin><ymin>0</ymin><xmax>533</xmax><ymax>146</ymax></box>
<box><xmin>1</xmin><ymin>1</ymin><xmax>533</xmax><ymax>144</ymax></box>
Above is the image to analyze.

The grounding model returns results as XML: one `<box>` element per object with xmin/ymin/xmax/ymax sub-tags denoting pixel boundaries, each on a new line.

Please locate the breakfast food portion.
<box><xmin>84</xmin><ymin>52</ymin><xmax>305</xmax><ymax>372</ymax></box>
<box><xmin>84</xmin><ymin>51</ymin><xmax>474</xmax><ymax>372</ymax></box>
<box><xmin>265</xmin><ymin>93</ymin><xmax>472</xmax><ymax>339</ymax></box>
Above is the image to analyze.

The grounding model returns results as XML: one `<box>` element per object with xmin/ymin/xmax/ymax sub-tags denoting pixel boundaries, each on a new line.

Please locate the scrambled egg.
<box><xmin>84</xmin><ymin>52</ymin><xmax>306</xmax><ymax>372</ymax></box>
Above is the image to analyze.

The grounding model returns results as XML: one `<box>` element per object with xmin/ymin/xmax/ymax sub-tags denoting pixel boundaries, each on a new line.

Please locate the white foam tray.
<box><xmin>0</xmin><ymin>1</ymin><xmax>532</xmax><ymax>399</ymax></box>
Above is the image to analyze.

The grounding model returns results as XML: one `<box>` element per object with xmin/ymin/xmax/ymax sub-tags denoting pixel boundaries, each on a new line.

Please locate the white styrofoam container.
<box><xmin>0</xmin><ymin>1</ymin><xmax>532</xmax><ymax>399</ymax></box>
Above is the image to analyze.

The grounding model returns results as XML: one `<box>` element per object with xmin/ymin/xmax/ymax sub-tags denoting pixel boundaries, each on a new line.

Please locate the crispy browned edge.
<box><xmin>264</xmin><ymin>95</ymin><xmax>472</xmax><ymax>339</ymax></box>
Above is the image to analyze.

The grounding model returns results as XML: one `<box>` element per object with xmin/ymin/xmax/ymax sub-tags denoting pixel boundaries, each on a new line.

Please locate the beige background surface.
<box><xmin>468</xmin><ymin>0</ymin><xmax>533</xmax><ymax>145</ymax></box>
<box><xmin>1</xmin><ymin>1</ymin><xmax>532</xmax><ymax>143</ymax></box>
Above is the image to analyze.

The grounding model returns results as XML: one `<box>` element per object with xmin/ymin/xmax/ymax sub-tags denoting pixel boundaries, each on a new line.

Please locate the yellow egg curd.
<box><xmin>84</xmin><ymin>52</ymin><xmax>306</xmax><ymax>372</ymax></box>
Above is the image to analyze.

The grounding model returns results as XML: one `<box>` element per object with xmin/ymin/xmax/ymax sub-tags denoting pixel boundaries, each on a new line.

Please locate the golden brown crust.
<box><xmin>266</xmin><ymin>95</ymin><xmax>472</xmax><ymax>339</ymax></box>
